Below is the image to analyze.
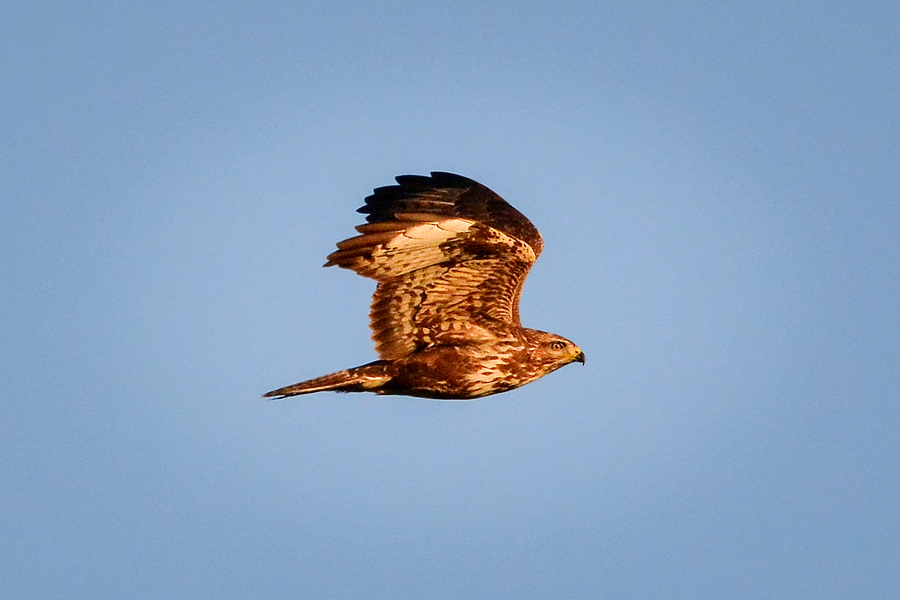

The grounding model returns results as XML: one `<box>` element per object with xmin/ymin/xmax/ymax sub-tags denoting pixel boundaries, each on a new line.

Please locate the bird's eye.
<box><xmin>550</xmin><ymin>341</ymin><xmax>567</xmax><ymax>351</ymax></box>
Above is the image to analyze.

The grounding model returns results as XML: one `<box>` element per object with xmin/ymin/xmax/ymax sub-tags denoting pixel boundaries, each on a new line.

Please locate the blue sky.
<box><xmin>2</xmin><ymin>1</ymin><xmax>898</xmax><ymax>598</ymax></box>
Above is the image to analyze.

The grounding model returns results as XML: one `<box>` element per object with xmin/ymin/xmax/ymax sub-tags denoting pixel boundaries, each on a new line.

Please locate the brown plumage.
<box><xmin>264</xmin><ymin>172</ymin><xmax>584</xmax><ymax>400</ymax></box>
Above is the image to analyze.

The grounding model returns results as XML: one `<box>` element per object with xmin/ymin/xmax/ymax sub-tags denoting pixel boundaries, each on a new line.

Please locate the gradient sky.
<box><xmin>3</xmin><ymin>1</ymin><xmax>899</xmax><ymax>598</ymax></box>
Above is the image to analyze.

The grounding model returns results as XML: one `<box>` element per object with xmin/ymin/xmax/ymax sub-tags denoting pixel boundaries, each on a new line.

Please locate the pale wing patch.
<box><xmin>385</xmin><ymin>219</ymin><xmax>473</xmax><ymax>247</ymax></box>
<box><xmin>326</xmin><ymin>218</ymin><xmax>475</xmax><ymax>280</ymax></box>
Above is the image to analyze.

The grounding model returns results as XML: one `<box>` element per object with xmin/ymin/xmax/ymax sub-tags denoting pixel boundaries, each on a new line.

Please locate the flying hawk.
<box><xmin>264</xmin><ymin>172</ymin><xmax>584</xmax><ymax>400</ymax></box>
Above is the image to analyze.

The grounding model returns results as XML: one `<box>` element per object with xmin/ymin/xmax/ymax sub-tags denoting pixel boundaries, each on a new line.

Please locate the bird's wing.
<box><xmin>324</xmin><ymin>172</ymin><xmax>544</xmax><ymax>360</ymax></box>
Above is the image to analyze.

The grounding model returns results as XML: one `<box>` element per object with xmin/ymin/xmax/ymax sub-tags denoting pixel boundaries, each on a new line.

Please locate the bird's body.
<box><xmin>264</xmin><ymin>172</ymin><xmax>583</xmax><ymax>400</ymax></box>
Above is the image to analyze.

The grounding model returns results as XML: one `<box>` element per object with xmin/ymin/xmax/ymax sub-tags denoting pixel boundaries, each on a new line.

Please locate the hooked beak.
<box><xmin>574</xmin><ymin>351</ymin><xmax>585</xmax><ymax>364</ymax></box>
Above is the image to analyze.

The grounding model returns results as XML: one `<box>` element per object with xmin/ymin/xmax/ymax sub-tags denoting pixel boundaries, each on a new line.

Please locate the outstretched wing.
<box><xmin>324</xmin><ymin>172</ymin><xmax>543</xmax><ymax>360</ymax></box>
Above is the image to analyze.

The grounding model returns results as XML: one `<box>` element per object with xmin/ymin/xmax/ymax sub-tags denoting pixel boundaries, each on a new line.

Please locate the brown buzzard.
<box><xmin>264</xmin><ymin>172</ymin><xmax>584</xmax><ymax>400</ymax></box>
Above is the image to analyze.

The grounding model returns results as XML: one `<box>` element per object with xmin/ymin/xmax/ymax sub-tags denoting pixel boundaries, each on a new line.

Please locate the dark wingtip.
<box><xmin>427</xmin><ymin>171</ymin><xmax>479</xmax><ymax>187</ymax></box>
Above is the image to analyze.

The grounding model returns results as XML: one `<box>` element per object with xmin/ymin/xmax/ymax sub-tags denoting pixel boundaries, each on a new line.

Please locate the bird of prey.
<box><xmin>264</xmin><ymin>172</ymin><xmax>584</xmax><ymax>400</ymax></box>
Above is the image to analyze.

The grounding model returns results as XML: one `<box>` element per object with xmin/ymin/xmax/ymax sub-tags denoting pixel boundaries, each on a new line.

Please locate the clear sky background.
<box><xmin>2</xmin><ymin>1</ymin><xmax>898</xmax><ymax>598</ymax></box>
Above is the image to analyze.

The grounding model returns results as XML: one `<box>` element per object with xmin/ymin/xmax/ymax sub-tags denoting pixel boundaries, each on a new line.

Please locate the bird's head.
<box><xmin>524</xmin><ymin>329</ymin><xmax>585</xmax><ymax>376</ymax></box>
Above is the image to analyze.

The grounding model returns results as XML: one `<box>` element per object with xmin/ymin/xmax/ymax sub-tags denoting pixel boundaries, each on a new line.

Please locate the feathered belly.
<box><xmin>382</xmin><ymin>345</ymin><xmax>529</xmax><ymax>399</ymax></box>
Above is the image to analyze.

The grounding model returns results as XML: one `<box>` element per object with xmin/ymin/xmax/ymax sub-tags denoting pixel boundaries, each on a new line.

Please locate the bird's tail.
<box><xmin>262</xmin><ymin>361</ymin><xmax>391</xmax><ymax>400</ymax></box>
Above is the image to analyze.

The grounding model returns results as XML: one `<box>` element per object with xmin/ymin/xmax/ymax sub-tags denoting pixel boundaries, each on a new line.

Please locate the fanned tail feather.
<box><xmin>263</xmin><ymin>362</ymin><xmax>391</xmax><ymax>400</ymax></box>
